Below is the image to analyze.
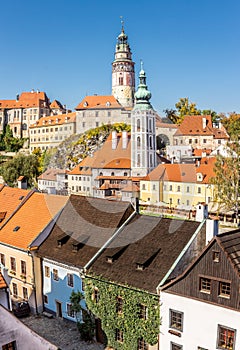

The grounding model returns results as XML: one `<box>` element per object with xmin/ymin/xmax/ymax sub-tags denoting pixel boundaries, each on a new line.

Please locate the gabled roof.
<box><xmin>174</xmin><ymin>115</ymin><xmax>213</xmax><ymax>136</ymax></box>
<box><xmin>75</xmin><ymin>95</ymin><xmax>122</xmax><ymax>110</ymax></box>
<box><xmin>30</xmin><ymin>112</ymin><xmax>76</xmax><ymax>128</ymax></box>
<box><xmin>144</xmin><ymin>159</ymin><xmax>216</xmax><ymax>184</ymax></box>
<box><xmin>0</xmin><ymin>186</ymin><xmax>31</xmax><ymax>227</ymax></box>
<box><xmin>37</xmin><ymin>195</ymin><xmax>134</xmax><ymax>268</ymax></box>
<box><xmin>0</xmin><ymin>91</ymin><xmax>49</xmax><ymax>109</ymax></box>
<box><xmin>69</xmin><ymin>132</ymin><xmax>131</xmax><ymax>174</ymax></box>
<box><xmin>0</xmin><ymin>272</ymin><xmax>7</xmax><ymax>289</ymax></box>
<box><xmin>50</xmin><ymin>100</ymin><xmax>64</xmax><ymax>109</ymax></box>
<box><xmin>38</xmin><ymin>168</ymin><xmax>69</xmax><ymax>181</ymax></box>
<box><xmin>0</xmin><ymin>192</ymin><xmax>68</xmax><ymax>250</ymax></box>
<box><xmin>161</xmin><ymin>228</ymin><xmax>240</xmax><ymax>292</ymax></box>
<box><xmin>87</xmin><ymin>215</ymin><xmax>202</xmax><ymax>293</ymax></box>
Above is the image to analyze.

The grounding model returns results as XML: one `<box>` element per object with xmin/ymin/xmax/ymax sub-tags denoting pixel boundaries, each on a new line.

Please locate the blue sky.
<box><xmin>1</xmin><ymin>0</ymin><xmax>239</xmax><ymax>116</ymax></box>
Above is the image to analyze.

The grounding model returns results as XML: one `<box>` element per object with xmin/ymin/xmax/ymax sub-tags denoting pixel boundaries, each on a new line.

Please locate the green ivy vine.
<box><xmin>84</xmin><ymin>275</ymin><xmax>160</xmax><ymax>349</ymax></box>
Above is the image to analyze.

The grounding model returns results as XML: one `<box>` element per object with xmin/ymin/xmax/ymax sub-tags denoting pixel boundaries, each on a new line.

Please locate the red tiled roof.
<box><xmin>69</xmin><ymin>132</ymin><xmax>131</xmax><ymax>174</ymax></box>
<box><xmin>75</xmin><ymin>95</ymin><xmax>122</xmax><ymax>110</ymax></box>
<box><xmin>0</xmin><ymin>186</ymin><xmax>31</xmax><ymax>227</ymax></box>
<box><xmin>0</xmin><ymin>192</ymin><xmax>68</xmax><ymax>250</ymax></box>
<box><xmin>30</xmin><ymin>112</ymin><xmax>76</xmax><ymax>128</ymax></box>
<box><xmin>0</xmin><ymin>91</ymin><xmax>49</xmax><ymax>109</ymax></box>
<box><xmin>50</xmin><ymin>100</ymin><xmax>64</xmax><ymax>109</ymax></box>
<box><xmin>0</xmin><ymin>272</ymin><xmax>7</xmax><ymax>289</ymax></box>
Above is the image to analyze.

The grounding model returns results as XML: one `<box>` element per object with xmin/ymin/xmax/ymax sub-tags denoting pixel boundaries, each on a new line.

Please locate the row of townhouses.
<box><xmin>0</xmin><ymin>185</ymin><xmax>239</xmax><ymax>350</ymax></box>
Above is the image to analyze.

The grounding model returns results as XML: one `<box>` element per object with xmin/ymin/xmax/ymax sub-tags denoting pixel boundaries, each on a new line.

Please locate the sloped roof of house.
<box><xmin>75</xmin><ymin>95</ymin><xmax>122</xmax><ymax>110</ymax></box>
<box><xmin>38</xmin><ymin>168</ymin><xmax>69</xmax><ymax>181</ymax></box>
<box><xmin>0</xmin><ymin>91</ymin><xmax>49</xmax><ymax>109</ymax></box>
<box><xmin>0</xmin><ymin>186</ymin><xmax>31</xmax><ymax>227</ymax></box>
<box><xmin>50</xmin><ymin>100</ymin><xmax>64</xmax><ymax>109</ymax></box>
<box><xmin>30</xmin><ymin>112</ymin><xmax>76</xmax><ymax>128</ymax></box>
<box><xmin>0</xmin><ymin>192</ymin><xmax>68</xmax><ymax>250</ymax></box>
<box><xmin>0</xmin><ymin>272</ymin><xmax>7</xmax><ymax>289</ymax></box>
<box><xmin>37</xmin><ymin>195</ymin><xmax>134</xmax><ymax>267</ymax></box>
<box><xmin>161</xmin><ymin>228</ymin><xmax>240</xmax><ymax>291</ymax></box>
<box><xmin>69</xmin><ymin>133</ymin><xmax>131</xmax><ymax>175</ymax></box>
<box><xmin>174</xmin><ymin>115</ymin><xmax>229</xmax><ymax>140</ymax></box>
<box><xmin>87</xmin><ymin>215</ymin><xmax>203</xmax><ymax>293</ymax></box>
<box><xmin>144</xmin><ymin>159</ymin><xmax>216</xmax><ymax>184</ymax></box>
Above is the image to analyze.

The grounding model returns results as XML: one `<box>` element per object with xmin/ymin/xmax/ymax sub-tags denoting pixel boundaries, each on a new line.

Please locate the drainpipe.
<box><xmin>30</xmin><ymin>251</ymin><xmax>38</xmax><ymax>314</ymax></box>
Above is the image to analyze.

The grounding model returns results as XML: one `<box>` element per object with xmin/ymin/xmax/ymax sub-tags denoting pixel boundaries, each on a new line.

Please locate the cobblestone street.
<box><xmin>21</xmin><ymin>314</ymin><xmax>105</xmax><ymax>350</ymax></box>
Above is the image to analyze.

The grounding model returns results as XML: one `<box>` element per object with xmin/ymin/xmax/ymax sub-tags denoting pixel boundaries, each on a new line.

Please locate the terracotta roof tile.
<box><xmin>0</xmin><ymin>91</ymin><xmax>49</xmax><ymax>109</ymax></box>
<box><xmin>50</xmin><ymin>100</ymin><xmax>64</xmax><ymax>109</ymax></box>
<box><xmin>0</xmin><ymin>192</ymin><xmax>68</xmax><ymax>250</ymax></box>
<box><xmin>30</xmin><ymin>112</ymin><xmax>76</xmax><ymax>128</ymax></box>
<box><xmin>69</xmin><ymin>133</ymin><xmax>131</xmax><ymax>174</ymax></box>
<box><xmin>0</xmin><ymin>186</ymin><xmax>31</xmax><ymax>227</ymax></box>
<box><xmin>0</xmin><ymin>272</ymin><xmax>7</xmax><ymax>289</ymax></box>
<box><xmin>75</xmin><ymin>95</ymin><xmax>122</xmax><ymax>110</ymax></box>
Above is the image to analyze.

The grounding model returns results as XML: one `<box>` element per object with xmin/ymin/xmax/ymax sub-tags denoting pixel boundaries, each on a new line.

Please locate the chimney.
<box><xmin>112</xmin><ymin>131</ymin><xmax>117</xmax><ymax>150</ymax></box>
<box><xmin>206</xmin><ymin>218</ymin><xmax>219</xmax><ymax>244</ymax></box>
<box><xmin>202</xmin><ymin>117</ymin><xmax>207</xmax><ymax>129</ymax></box>
<box><xmin>122</xmin><ymin>131</ymin><xmax>128</xmax><ymax>149</ymax></box>
<box><xmin>16</xmin><ymin>94</ymin><xmax>19</xmax><ymax>102</ymax></box>
<box><xmin>195</xmin><ymin>203</ymin><xmax>208</xmax><ymax>222</ymax></box>
<box><xmin>17</xmin><ymin>176</ymin><xmax>27</xmax><ymax>189</ymax></box>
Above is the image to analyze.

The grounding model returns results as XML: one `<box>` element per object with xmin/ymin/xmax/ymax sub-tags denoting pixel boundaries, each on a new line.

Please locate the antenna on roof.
<box><xmin>120</xmin><ymin>15</ymin><xmax>124</xmax><ymax>31</ymax></box>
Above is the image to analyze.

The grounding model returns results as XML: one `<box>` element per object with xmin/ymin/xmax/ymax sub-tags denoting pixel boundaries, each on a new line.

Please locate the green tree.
<box><xmin>221</xmin><ymin>113</ymin><xmax>240</xmax><ymax>140</ymax></box>
<box><xmin>0</xmin><ymin>154</ymin><xmax>40</xmax><ymax>187</ymax></box>
<box><xmin>70</xmin><ymin>290</ymin><xmax>95</xmax><ymax>341</ymax></box>
<box><xmin>0</xmin><ymin>125</ymin><xmax>25</xmax><ymax>152</ymax></box>
<box><xmin>211</xmin><ymin>141</ymin><xmax>240</xmax><ymax>222</ymax></box>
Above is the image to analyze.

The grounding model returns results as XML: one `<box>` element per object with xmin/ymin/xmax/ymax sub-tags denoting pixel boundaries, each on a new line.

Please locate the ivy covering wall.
<box><xmin>84</xmin><ymin>276</ymin><xmax>160</xmax><ymax>350</ymax></box>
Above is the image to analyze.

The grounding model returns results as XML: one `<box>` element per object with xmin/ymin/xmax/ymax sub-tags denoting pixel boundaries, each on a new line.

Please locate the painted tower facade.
<box><xmin>112</xmin><ymin>25</ymin><xmax>135</xmax><ymax>108</ymax></box>
<box><xmin>131</xmin><ymin>65</ymin><xmax>157</xmax><ymax>177</ymax></box>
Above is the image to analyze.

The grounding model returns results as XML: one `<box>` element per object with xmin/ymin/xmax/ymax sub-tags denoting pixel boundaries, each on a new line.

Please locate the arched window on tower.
<box><xmin>149</xmin><ymin>119</ymin><xmax>152</xmax><ymax>132</ymax></box>
<box><xmin>150</xmin><ymin>154</ymin><xmax>153</xmax><ymax>168</ymax></box>
<box><xmin>119</xmin><ymin>77</ymin><xmax>123</xmax><ymax>85</ymax></box>
<box><xmin>137</xmin><ymin>119</ymin><xmax>141</xmax><ymax>132</ymax></box>
<box><xmin>137</xmin><ymin>154</ymin><xmax>141</xmax><ymax>167</ymax></box>
<box><xmin>137</xmin><ymin>136</ymin><xmax>141</xmax><ymax>149</ymax></box>
<box><xmin>149</xmin><ymin>136</ymin><xmax>153</xmax><ymax>150</ymax></box>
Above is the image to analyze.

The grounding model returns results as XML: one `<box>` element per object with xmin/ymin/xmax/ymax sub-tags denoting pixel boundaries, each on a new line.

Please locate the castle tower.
<box><xmin>112</xmin><ymin>22</ymin><xmax>135</xmax><ymax>108</ymax></box>
<box><xmin>131</xmin><ymin>63</ymin><xmax>157</xmax><ymax>177</ymax></box>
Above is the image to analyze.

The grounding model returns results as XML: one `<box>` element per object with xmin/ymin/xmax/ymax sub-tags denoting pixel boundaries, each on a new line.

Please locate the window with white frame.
<box><xmin>200</xmin><ymin>277</ymin><xmax>211</xmax><ymax>293</ymax></box>
<box><xmin>53</xmin><ymin>268</ymin><xmax>59</xmax><ymax>281</ymax></box>
<box><xmin>218</xmin><ymin>281</ymin><xmax>231</xmax><ymax>298</ymax></box>
<box><xmin>12</xmin><ymin>282</ymin><xmax>18</xmax><ymax>298</ymax></box>
<box><xmin>10</xmin><ymin>257</ymin><xmax>16</xmax><ymax>272</ymax></box>
<box><xmin>21</xmin><ymin>260</ymin><xmax>26</xmax><ymax>276</ymax></box>
<box><xmin>22</xmin><ymin>286</ymin><xmax>28</xmax><ymax>300</ymax></box>
<box><xmin>45</xmin><ymin>265</ymin><xmax>50</xmax><ymax>277</ymax></box>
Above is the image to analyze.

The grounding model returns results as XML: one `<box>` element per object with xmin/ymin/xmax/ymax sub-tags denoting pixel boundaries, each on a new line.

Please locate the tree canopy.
<box><xmin>221</xmin><ymin>113</ymin><xmax>240</xmax><ymax>140</ymax></box>
<box><xmin>0</xmin><ymin>153</ymin><xmax>40</xmax><ymax>187</ymax></box>
<box><xmin>0</xmin><ymin>125</ymin><xmax>25</xmax><ymax>152</ymax></box>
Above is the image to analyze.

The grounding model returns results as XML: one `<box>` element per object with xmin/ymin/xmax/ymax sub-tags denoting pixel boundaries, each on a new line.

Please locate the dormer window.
<box><xmin>136</xmin><ymin>263</ymin><xmax>145</xmax><ymax>271</ymax></box>
<box><xmin>83</xmin><ymin>101</ymin><xmax>88</xmax><ymax>107</ymax></box>
<box><xmin>106</xmin><ymin>101</ymin><xmax>111</xmax><ymax>107</ymax></box>
<box><xmin>13</xmin><ymin>226</ymin><xmax>20</xmax><ymax>232</ymax></box>
<box><xmin>106</xmin><ymin>256</ymin><xmax>113</xmax><ymax>264</ymax></box>
<box><xmin>197</xmin><ymin>173</ymin><xmax>203</xmax><ymax>182</ymax></box>
<box><xmin>57</xmin><ymin>234</ymin><xmax>70</xmax><ymax>247</ymax></box>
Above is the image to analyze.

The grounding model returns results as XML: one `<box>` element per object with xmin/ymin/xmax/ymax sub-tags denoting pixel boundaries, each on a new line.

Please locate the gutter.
<box><xmin>83</xmin><ymin>210</ymin><xmax>137</xmax><ymax>271</ymax></box>
<box><xmin>156</xmin><ymin>218</ymin><xmax>206</xmax><ymax>292</ymax></box>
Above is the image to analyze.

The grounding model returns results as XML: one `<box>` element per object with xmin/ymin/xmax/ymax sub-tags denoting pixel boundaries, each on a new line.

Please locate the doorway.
<box><xmin>56</xmin><ymin>301</ymin><xmax>62</xmax><ymax>318</ymax></box>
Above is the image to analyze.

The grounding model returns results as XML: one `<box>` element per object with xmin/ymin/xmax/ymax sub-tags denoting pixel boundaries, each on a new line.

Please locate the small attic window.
<box><xmin>106</xmin><ymin>101</ymin><xmax>111</xmax><ymax>107</ymax></box>
<box><xmin>0</xmin><ymin>212</ymin><xmax>7</xmax><ymax>222</ymax></box>
<box><xmin>13</xmin><ymin>226</ymin><xmax>20</xmax><ymax>232</ymax></box>
<box><xmin>57</xmin><ymin>234</ymin><xmax>70</xmax><ymax>247</ymax></box>
<box><xmin>106</xmin><ymin>256</ymin><xmax>113</xmax><ymax>264</ymax></box>
<box><xmin>83</xmin><ymin>102</ymin><xmax>88</xmax><ymax>107</ymax></box>
<box><xmin>19</xmin><ymin>196</ymin><xmax>24</xmax><ymax>200</ymax></box>
<box><xmin>136</xmin><ymin>263</ymin><xmax>145</xmax><ymax>271</ymax></box>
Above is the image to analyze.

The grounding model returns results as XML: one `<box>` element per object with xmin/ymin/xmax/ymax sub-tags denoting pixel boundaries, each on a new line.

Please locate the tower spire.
<box><xmin>111</xmin><ymin>22</ymin><xmax>135</xmax><ymax>108</ymax></box>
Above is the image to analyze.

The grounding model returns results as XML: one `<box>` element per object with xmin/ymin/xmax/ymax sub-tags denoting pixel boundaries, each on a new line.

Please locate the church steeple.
<box><xmin>112</xmin><ymin>20</ymin><xmax>135</xmax><ymax>108</ymax></box>
<box><xmin>131</xmin><ymin>64</ymin><xmax>157</xmax><ymax>177</ymax></box>
<box><xmin>134</xmin><ymin>61</ymin><xmax>152</xmax><ymax>110</ymax></box>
